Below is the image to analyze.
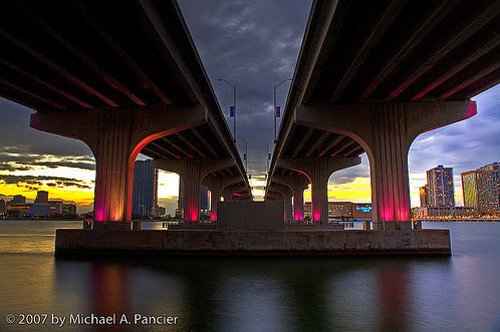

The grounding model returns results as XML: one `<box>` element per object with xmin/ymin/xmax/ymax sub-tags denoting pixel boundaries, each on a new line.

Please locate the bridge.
<box><xmin>266</xmin><ymin>0</ymin><xmax>498</xmax><ymax>230</ymax></box>
<box><xmin>1</xmin><ymin>0</ymin><xmax>499</xmax><ymax>255</ymax></box>
<box><xmin>0</xmin><ymin>0</ymin><xmax>251</xmax><ymax>227</ymax></box>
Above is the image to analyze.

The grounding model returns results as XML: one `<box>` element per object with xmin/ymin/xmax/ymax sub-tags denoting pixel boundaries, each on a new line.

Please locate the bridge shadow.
<box><xmin>54</xmin><ymin>255</ymin><xmax>450</xmax><ymax>331</ymax></box>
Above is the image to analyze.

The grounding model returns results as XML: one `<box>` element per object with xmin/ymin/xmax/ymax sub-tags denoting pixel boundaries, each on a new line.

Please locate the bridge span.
<box><xmin>1</xmin><ymin>0</ymin><xmax>251</xmax><ymax>227</ymax></box>
<box><xmin>266</xmin><ymin>0</ymin><xmax>498</xmax><ymax>230</ymax></box>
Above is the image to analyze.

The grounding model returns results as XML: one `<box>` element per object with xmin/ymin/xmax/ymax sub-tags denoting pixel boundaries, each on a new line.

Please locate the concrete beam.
<box><xmin>30</xmin><ymin>104</ymin><xmax>207</xmax><ymax>227</ymax></box>
<box><xmin>155</xmin><ymin>158</ymin><xmax>234</xmax><ymax>222</ymax></box>
<box><xmin>295</xmin><ymin>100</ymin><xmax>477</xmax><ymax>228</ymax></box>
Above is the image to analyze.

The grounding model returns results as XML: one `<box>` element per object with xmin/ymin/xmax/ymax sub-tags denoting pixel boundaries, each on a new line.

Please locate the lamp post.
<box><xmin>273</xmin><ymin>78</ymin><xmax>291</xmax><ymax>143</ymax></box>
<box><xmin>218</xmin><ymin>78</ymin><xmax>237</xmax><ymax>142</ymax></box>
<box><xmin>237</xmin><ymin>136</ymin><xmax>248</xmax><ymax>173</ymax></box>
<box><xmin>266</xmin><ymin>138</ymin><xmax>274</xmax><ymax>179</ymax></box>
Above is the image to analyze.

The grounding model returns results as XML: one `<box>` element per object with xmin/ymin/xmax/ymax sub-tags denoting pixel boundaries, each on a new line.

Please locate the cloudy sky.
<box><xmin>0</xmin><ymin>0</ymin><xmax>499</xmax><ymax>214</ymax></box>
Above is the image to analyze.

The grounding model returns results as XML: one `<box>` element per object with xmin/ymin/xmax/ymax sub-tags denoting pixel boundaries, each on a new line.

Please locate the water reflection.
<box><xmin>52</xmin><ymin>257</ymin><xmax>450</xmax><ymax>331</ymax></box>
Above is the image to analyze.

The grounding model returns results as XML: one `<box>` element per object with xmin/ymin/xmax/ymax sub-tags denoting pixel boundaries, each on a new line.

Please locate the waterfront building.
<box><xmin>419</xmin><ymin>185</ymin><xmax>428</xmax><ymax>207</ymax></box>
<box><xmin>461</xmin><ymin>162</ymin><xmax>500</xmax><ymax>213</ymax></box>
<box><xmin>476</xmin><ymin>162</ymin><xmax>500</xmax><ymax>213</ymax></box>
<box><xmin>426</xmin><ymin>165</ymin><xmax>455</xmax><ymax>207</ymax></box>
<box><xmin>34</xmin><ymin>190</ymin><xmax>49</xmax><ymax>204</ymax></box>
<box><xmin>62</xmin><ymin>204</ymin><xmax>77</xmax><ymax>215</ymax></box>
<box><xmin>462</xmin><ymin>170</ymin><xmax>478</xmax><ymax>209</ymax></box>
<box><xmin>132</xmin><ymin>160</ymin><xmax>158</xmax><ymax>217</ymax></box>
<box><xmin>0</xmin><ymin>199</ymin><xmax>5</xmax><ymax>215</ymax></box>
<box><xmin>11</xmin><ymin>195</ymin><xmax>26</xmax><ymax>204</ymax></box>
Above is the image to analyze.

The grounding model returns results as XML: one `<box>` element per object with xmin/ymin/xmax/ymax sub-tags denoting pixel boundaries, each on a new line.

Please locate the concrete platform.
<box><xmin>55</xmin><ymin>229</ymin><xmax>451</xmax><ymax>256</ymax></box>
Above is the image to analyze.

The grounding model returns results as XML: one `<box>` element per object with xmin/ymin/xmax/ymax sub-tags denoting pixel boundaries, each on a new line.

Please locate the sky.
<box><xmin>0</xmin><ymin>0</ymin><xmax>499</xmax><ymax>215</ymax></box>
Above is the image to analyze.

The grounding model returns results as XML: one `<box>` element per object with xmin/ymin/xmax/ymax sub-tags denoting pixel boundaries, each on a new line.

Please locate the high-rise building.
<box><xmin>426</xmin><ymin>165</ymin><xmax>455</xmax><ymax>207</ymax></box>
<box><xmin>461</xmin><ymin>170</ymin><xmax>478</xmax><ymax>209</ymax></box>
<box><xmin>11</xmin><ymin>195</ymin><xmax>26</xmax><ymax>204</ymax></box>
<box><xmin>132</xmin><ymin>160</ymin><xmax>158</xmax><ymax>217</ymax></box>
<box><xmin>0</xmin><ymin>199</ymin><xmax>6</xmax><ymax>214</ymax></box>
<box><xmin>476</xmin><ymin>162</ymin><xmax>500</xmax><ymax>213</ymax></box>
<box><xmin>34</xmin><ymin>190</ymin><xmax>49</xmax><ymax>204</ymax></box>
<box><xmin>419</xmin><ymin>185</ymin><xmax>428</xmax><ymax>207</ymax></box>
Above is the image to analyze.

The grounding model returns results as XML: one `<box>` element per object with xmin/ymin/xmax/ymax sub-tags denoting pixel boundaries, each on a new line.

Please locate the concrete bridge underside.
<box><xmin>266</xmin><ymin>0</ymin><xmax>497</xmax><ymax>229</ymax></box>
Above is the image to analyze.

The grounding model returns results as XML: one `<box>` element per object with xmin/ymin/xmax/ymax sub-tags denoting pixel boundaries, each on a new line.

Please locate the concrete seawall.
<box><xmin>55</xmin><ymin>229</ymin><xmax>451</xmax><ymax>256</ymax></box>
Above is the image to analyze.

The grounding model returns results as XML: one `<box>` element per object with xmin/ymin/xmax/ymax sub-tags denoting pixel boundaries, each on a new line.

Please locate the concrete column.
<box><xmin>272</xmin><ymin>175</ymin><xmax>309</xmax><ymax>221</ymax></box>
<box><xmin>269</xmin><ymin>185</ymin><xmax>293</xmax><ymax>222</ymax></box>
<box><xmin>155</xmin><ymin>159</ymin><xmax>234</xmax><ymax>222</ymax></box>
<box><xmin>296</xmin><ymin>100</ymin><xmax>477</xmax><ymax>229</ymax></box>
<box><xmin>31</xmin><ymin>104</ymin><xmax>207</xmax><ymax>229</ymax></box>
<box><xmin>278</xmin><ymin>157</ymin><xmax>360</xmax><ymax>224</ymax></box>
<box><xmin>203</xmin><ymin>176</ymin><xmax>241</xmax><ymax>221</ymax></box>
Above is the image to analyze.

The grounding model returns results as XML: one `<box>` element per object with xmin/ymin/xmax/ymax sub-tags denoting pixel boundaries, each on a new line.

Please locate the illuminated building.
<box><xmin>476</xmin><ymin>162</ymin><xmax>500</xmax><ymax>213</ymax></box>
<box><xmin>419</xmin><ymin>185</ymin><xmax>428</xmax><ymax>207</ymax></box>
<box><xmin>62</xmin><ymin>204</ymin><xmax>77</xmax><ymax>215</ymax></box>
<box><xmin>461</xmin><ymin>170</ymin><xmax>478</xmax><ymax>209</ymax></box>
<box><xmin>426</xmin><ymin>165</ymin><xmax>455</xmax><ymax>207</ymax></box>
<box><xmin>34</xmin><ymin>191</ymin><xmax>49</xmax><ymax>204</ymax></box>
<box><xmin>132</xmin><ymin>160</ymin><xmax>158</xmax><ymax>217</ymax></box>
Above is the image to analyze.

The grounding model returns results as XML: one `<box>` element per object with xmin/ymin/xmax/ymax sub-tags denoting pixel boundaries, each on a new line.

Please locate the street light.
<box><xmin>218</xmin><ymin>78</ymin><xmax>237</xmax><ymax>142</ymax></box>
<box><xmin>266</xmin><ymin>138</ymin><xmax>274</xmax><ymax>179</ymax></box>
<box><xmin>273</xmin><ymin>78</ymin><xmax>291</xmax><ymax>143</ymax></box>
<box><xmin>237</xmin><ymin>136</ymin><xmax>248</xmax><ymax>173</ymax></box>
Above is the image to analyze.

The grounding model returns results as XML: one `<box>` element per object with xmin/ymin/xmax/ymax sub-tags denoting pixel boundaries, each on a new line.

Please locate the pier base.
<box><xmin>55</xmin><ymin>229</ymin><xmax>451</xmax><ymax>256</ymax></box>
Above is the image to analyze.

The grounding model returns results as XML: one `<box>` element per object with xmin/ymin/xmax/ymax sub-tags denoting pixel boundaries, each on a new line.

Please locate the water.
<box><xmin>0</xmin><ymin>221</ymin><xmax>499</xmax><ymax>331</ymax></box>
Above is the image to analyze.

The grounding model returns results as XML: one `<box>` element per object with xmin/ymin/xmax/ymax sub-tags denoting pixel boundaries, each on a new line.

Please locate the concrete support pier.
<box><xmin>31</xmin><ymin>104</ymin><xmax>207</xmax><ymax>229</ymax></box>
<box><xmin>278</xmin><ymin>157</ymin><xmax>361</xmax><ymax>224</ymax></box>
<box><xmin>55</xmin><ymin>229</ymin><xmax>451</xmax><ymax>256</ymax></box>
<box><xmin>273</xmin><ymin>175</ymin><xmax>309</xmax><ymax>222</ymax></box>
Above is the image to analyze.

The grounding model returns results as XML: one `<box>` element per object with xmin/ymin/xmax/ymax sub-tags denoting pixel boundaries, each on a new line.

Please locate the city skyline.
<box><xmin>0</xmin><ymin>0</ymin><xmax>499</xmax><ymax>214</ymax></box>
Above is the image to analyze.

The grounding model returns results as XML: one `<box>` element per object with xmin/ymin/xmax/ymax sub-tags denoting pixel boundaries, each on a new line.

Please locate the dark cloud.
<box><xmin>0</xmin><ymin>175</ymin><xmax>92</xmax><ymax>190</ymax></box>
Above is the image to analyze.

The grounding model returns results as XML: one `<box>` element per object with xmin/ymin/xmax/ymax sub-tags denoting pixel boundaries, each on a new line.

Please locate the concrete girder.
<box><xmin>271</xmin><ymin>175</ymin><xmax>310</xmax><ymax>221</ymax></box>
<box><xmin>30</xmin><ymin>104</ymin><xmax>207</xmax><ymax>227</ymax></box>
<box><xmin>202</xmin><ymin>175</ymin><xmax>242</xmax><ymax>221</ymax></box>
<box><xmin>155</xmin><ymin>158</ymin><xmax>234</xmax><ymax>222</ymax></box>
<box><xmin>277</xmin><ymin>157</ymin><xmax>361</xmax><ymax>224</ymax></box>
<box><xmin>295</xmin><ymin>100</ymin><xmax>477</xmax><ymax>229</ymax></box>
<box><xmin>268</xmin><ymin>184</ymin><xmax>293</xmax><ymax>222</ymax></box>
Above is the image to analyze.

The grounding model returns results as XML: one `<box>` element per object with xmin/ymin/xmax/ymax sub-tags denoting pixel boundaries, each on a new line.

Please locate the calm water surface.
<box><xmin>0</xmin><ymin>221</ymin><xmax>499</xmax><ymax>331</ymax></box>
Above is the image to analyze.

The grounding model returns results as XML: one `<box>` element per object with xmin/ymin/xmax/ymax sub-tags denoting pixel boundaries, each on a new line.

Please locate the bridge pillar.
<box><xmin>155</xmin><ymin>159</ymin><xmax>234</xmax><ymax>222</ymax></box>
<box><xmin>30</xmin><ymin>105</ymin><xmax>207</xmax><ymax>229</ymax></box>
<box><xmin>202</xmin><ymin>176</ymin><xmax>241</xmax><ymax>221</ymax></box>
<box><xmin>277</xmin><ymin>158</ymin><xmax>361</xmax><ymax>224</ymax></box>
<box><xmin>269</xmin><ymin>185</ymin><xmax>293</xmax><ymax>222</ymax></box>
<box><xmin>296</xmin><ymin>100</ymin><xmax>477</xmax><ymax>229</ymax></box>
<box><xmin>272</xmin><ymin>175</ymin><xmax>310</xmax><ymax>222</ymax></box>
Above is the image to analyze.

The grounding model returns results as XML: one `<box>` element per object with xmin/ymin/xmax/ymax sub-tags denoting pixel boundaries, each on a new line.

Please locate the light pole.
<box><xmin>237</xmin><ymin>136</ymin><xmax>248</xmax><ymax>173</ymax></box>
<box><xmin>266</xmin><ymin>138</ymin><xmax>274</xmax><ymax>179</ymax></box>
<box><xmin>218</xmin><ymin>78</ymin><xmax>237</xmax><ymax>142</ymax></box>
<box><xmin>273</xmin><ymin>78</ymin><xmax>291</xmax><ymax>143</ymax></box>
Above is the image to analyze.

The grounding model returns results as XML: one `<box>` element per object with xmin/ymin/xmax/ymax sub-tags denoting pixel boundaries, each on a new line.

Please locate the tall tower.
<box><xmin>426</xmin><ymin>165</ymin><xmax>455</xmax><ymax>208</ymax></box>
<box><xmin>461</xmin><ymin>170</ymin><xmax>478</xmax><ymax>209</ymax></box>
<box><xmin>132</xmin><ymin>160</ymin><xmax>158</xmax><ymax>217</ymax></box>
<box><xmin>476</xmin><ymin>162</ymin><xmax>500</xmax><ymax>213</ymax></box>
<box><xmin>34</xmin><ymin>190</ymin><xmax>49</xmax><ymax>204</ymax></box>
